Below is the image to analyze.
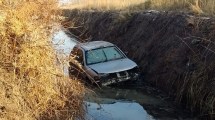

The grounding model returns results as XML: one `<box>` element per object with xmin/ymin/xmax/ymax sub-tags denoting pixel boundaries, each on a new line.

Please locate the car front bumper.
<box><xmin>100</xmin><ymin>72</ymin><xmax>139</xmax><ymax>86</ymax></box>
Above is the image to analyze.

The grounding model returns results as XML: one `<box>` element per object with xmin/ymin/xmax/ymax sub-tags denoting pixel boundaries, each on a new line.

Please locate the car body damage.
<box><xmin>68</xmin><ymin>41</ymin><xmax>140</xmax><ymax>86</ymax></box>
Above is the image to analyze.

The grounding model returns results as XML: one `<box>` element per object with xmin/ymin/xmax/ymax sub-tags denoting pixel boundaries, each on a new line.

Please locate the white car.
<box><xmin>69</xmin><ymin>41</ymin><xmax>140</xmax><ymax>86</ymax></box>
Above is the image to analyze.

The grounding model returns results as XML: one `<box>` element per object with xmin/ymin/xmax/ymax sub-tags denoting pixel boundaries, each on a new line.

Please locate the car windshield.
<box><xmin>86</xmin><ymin>46</ymin><xmax>125</xmax><ymax>65</ymax></box>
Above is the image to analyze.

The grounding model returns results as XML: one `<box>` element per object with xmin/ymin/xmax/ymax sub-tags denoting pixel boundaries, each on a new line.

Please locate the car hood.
<box><xmin>88</xmin><ymin>58</ymin><xmax>137</xmax><ymax>74</ymax></box>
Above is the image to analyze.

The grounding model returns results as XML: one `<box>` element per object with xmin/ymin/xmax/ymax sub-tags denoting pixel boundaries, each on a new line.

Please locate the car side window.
<box><xmin>70</xmin><ymin>47</ymin><xmax>84</xmax><ymax>64</ymax></box>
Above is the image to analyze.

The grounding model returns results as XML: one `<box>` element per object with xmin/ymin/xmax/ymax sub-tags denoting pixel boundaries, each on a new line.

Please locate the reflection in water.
<box><xmin>86</xmin><ymin>101</ymin><xmax>154</xmax><ymax>120</ymax></box>
<box><xmin>85</xmin><ymin>87</ymin><xmax>157</xmax><ymax>120</ymax></box>
<box><xmin>91</xmin><ymin>87</ymin><xmax>164</xmax><ymax>105</ymax></box>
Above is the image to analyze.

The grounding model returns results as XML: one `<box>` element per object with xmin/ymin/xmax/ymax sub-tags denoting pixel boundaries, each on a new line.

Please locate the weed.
<box><xmin>0</xmin><ymin>0</ymin><xmax>85</xmax><ymax>119</ymax></box>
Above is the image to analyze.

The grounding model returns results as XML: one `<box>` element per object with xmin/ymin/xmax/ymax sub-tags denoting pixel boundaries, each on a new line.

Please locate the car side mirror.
<box><xmin>76</xmin><ymin>55</ymin><xmax>80</xmax><ymax>60</ymax></box>
<box><xmin>75</xmin><ymin>56</ymin><xmax>84</xmax><ymax>65</ymax></box>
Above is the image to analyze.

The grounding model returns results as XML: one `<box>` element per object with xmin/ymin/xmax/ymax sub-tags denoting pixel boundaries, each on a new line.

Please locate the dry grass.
<box><xmin>62</xmin><ymin>0</ymin><xmax>215</xmax><ymax>15</ymax></box>
<box><xmin>139</xmin><ymin>0</ymin><xmax>215</xmax><ymax>15</ymax></box>
<box><xmin>0</xmin><ymin>0</ymin><xmax>85</xmax><ymax>120</ymax></box>
<box><xmin>61</xmin><ymin>0</ymin><xmax>145</xmax><ymax>10</ymax></box>
<box><xmin>147</xmin><ymin>0</ymin><xmax>208</xmax><ymax>14</ymax></box>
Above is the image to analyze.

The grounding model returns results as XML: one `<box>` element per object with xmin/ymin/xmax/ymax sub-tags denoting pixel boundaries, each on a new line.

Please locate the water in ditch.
<box><xmin>84</xmin><ymin>86</ymin><xmax>194</xmax><ymax>120</ymax></box>
<box><xmin>85</xmin><ymin>87</ymin><xmax>156</xmax><ymax>120</ymax></box>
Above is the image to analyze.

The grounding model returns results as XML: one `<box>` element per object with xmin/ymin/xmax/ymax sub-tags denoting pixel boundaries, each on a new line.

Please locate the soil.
<box><xmin>63</xmin><ymin>9</ymin><xmax>215</xmax><ymax>119</ymax></box>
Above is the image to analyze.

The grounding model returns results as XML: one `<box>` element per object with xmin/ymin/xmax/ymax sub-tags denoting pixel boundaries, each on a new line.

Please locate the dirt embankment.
<box><xmin>63</xmin><ymin>9</ymin><xmax>215</xmax><ymax>119</ymax></box>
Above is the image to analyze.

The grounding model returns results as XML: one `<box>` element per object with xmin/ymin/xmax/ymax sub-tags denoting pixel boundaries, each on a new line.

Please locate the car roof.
<box><xmin>76</xmin><ymin>41</ymin><xmax>115</xmax><ymax>51</ymax></box>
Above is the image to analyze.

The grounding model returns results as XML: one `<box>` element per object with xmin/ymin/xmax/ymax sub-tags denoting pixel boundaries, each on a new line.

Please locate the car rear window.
<box><xmin>86</xmin><ymin>46</ymin><xmax>125</xmax><ymax>65</ymax></box>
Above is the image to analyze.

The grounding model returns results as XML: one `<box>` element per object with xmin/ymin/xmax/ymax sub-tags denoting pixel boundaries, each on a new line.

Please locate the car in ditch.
<box><xmin>68</xmin><ymin>41</ymin><xmax>140</xmax><ymax>86</ymax></box>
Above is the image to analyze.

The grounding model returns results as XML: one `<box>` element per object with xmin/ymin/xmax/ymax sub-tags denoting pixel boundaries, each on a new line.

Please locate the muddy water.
<box><xmin>53</xmin><ymin>30</ymin><xmax>193</xmax><ymax>120</ymax></box>
<box><xmin>85</xmin><ymin>86</ymin><xmax>193</xmax><ymax>120</ymax></box>
<box><xmin>85</xmin><ymin>87</ymin><xmax>157</xmax><ymax>120</ymax></box>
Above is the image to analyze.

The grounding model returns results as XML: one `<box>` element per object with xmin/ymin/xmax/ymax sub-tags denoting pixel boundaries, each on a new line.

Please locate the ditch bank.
<box><xmin>63</xmin><ymin>9</ymin><xmax>215</xmax><ymax>119</ymax></box>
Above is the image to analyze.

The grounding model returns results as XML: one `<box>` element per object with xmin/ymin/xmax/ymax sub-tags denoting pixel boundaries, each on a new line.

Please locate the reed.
<box><xmin>61</xmin><ymin>0</ymin><xmax>145</xmax><ymax>10</ymax></box>
<box><xmin>0</xmin><ymin>0</ymin><xmax>85</xmax><ymax>119</ymax></box>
